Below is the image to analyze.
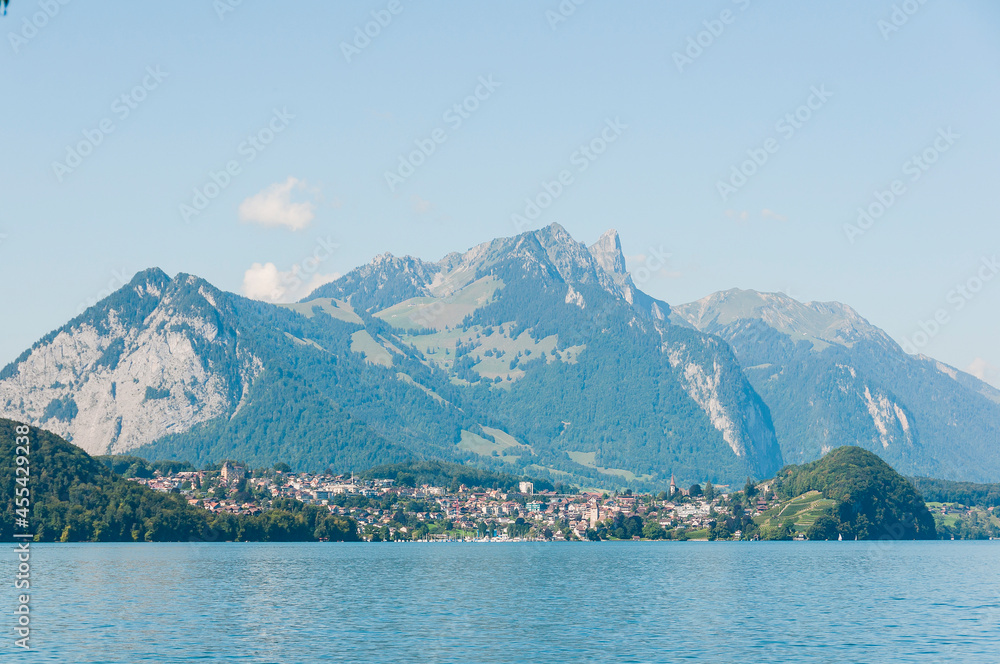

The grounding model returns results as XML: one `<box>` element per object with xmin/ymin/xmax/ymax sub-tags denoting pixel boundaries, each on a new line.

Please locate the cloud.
<box><xmin>725</xmin><ymin>209</ymin><xmax>749</xmax><ymax>222</ymax></box>
<box><xmin>242</xmin><ymin>262</ymin><xmax>339</xmax><ymax>303</ymax></box>
<box><xmin>966</xmin><ymin>357</ymin><xmax>1000</xmax><ymax>389</ymax></box>
<box><xmin>411</xmin><ymin>194</ymin><xmax>434</xmax><ymax>215</ymax></box>
<box><xmin>761</xmin><ymin>208</ymin><xmax>789</xmax><ymax>222</ymax></box>
<box><xmin>238</xmin><ymin>177</ymin><xmax>316</xmax><ymax>230</ymax></box>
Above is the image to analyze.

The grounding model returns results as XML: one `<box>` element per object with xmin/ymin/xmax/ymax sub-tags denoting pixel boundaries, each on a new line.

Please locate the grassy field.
<box><xmin>566</xmin><ymin>451</ymin><xmax>653</xmax><ymax>483</ymax></box>
<box><xmin>754</xmin><ymin>490</ymin><xmax>838</xmax><ymax>533</ymax></box>
<box><xmin>350</xmin><ymin>330</ymin><xmax>393</xmax><ymax>367</ymax></box>
<box><xmin>456</xmin><ymin>429</ymin><xmax>526</xmax><ymax>464</ymax></box>
<box><xmin>374</xmin><ymin>276</ymin><xmax>503</xmax><ymax>331</ymax></box>
<box><xmin>279</xmin><ymin>297</ymin><xmax>363</xmax><ymax>324</ymax></box>
<box><xmin>403</xmin><ymin>321</ymin><xmax>575</xmax><ymax>384</ymax></box>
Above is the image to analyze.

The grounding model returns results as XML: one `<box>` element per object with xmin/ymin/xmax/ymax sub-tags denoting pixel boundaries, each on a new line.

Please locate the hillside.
<box><xmin>0</xmin><ymin>419</ymin><xmax>356</xmax><ymax>542</ymax></box>
<box><xmin>768</xmin><ymin>446</ymin><xmax>936</xmax><ymax>540</ymax></box>
<box><xmin>672</xmin><ymin>289</ymin><xmax>1000</xmax><ymax>481</ymax></box>
<box><xmin>908</xmin><ymin>476</ymin><xmax>1000</xmax><ymax>508</ymax></box>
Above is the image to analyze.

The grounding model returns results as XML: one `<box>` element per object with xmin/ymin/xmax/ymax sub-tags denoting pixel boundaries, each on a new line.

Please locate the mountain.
<box><xmin>672</xmin><ymin>289</ymin><xmax>1000</xmax><ymax>482</ymax></box>
<box><xmin>0</xmin><ymin>224</ymin><xmax>782</xmax><ymax>488</ymax></box>
<box><xmin>767</xmin><ymin>446</ymin><xmax>937</xmax><ymax>540</ymax></box>
<box><xmin>0</xmin><ymin>419</ymin><xmax>356</xmax><ymax>542</ymax></box>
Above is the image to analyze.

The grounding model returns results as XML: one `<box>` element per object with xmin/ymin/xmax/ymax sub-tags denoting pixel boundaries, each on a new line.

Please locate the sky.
<box><xmin>1</xmin><ymin>0</ymin><xmax>999</xmax><ymax>386</ymax></box>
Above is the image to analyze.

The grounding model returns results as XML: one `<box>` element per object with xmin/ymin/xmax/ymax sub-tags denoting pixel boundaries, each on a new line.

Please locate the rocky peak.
<box><xmin>588</xmin><ymin>229</ymin><xmax>627</xmax><ymax>276</ymax></box>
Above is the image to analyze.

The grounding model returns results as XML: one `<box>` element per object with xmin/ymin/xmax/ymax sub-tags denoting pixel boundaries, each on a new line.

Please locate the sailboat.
<box><xmin>838</xmin><ymin>533</ymin><xmax>842</xmax><ymax>541</ymax></box>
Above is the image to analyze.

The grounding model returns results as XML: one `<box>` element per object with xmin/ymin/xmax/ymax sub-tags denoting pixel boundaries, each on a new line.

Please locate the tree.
<box><xmin>744</xmin><ymin>477</ymin><xmax>758</xmax><ymax>498</ymax></box>
<box><xmin>273</xmin><ymin>462</ymin><xmax>292</xmax><ymax>473</ymax></box>
<box><xmin>688</xmin><ymin>483</ymin><xmax>703</xmax><ymax>497</ymax></box>
<box><xmin>708</xmin><ymin>520</ymin><xmax>731</xmax><ymax>541</ymax></box>
<box><xmin>642</xmin><ymin>521</ymin><xmax>666</xmax><ymax>540</ymax></box>
<box><xmin>761</xmin><ymin>521</ymin><xmax>792</xmax><ymax>541</ymax></box>
<box><xmin>624</xmin><ymin>515</ymin><xmax>644</xmax><ymax>539</ymax></box>
<box><xmin>774</xmin><ymin>446</ymin><xmax>937</xmax><ymax>540</ymax></box>
<box><xmin>806</xmin><ymin>515</ymin><xmax>840</xmax><ymax>540</ymax></box>
<box><xmin>704</xmin><ymin>481</ymin><xmax>716</xmax><ymax>501</ymax></box>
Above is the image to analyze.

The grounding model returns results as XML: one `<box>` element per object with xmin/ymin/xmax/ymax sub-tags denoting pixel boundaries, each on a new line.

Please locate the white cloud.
<box><xmin>966</xmin><ymin>357</ymin><xmax>1000</xmax><ymax>389</ymax></box>
<box><xmin>761</xmin><ymin>208</ymin><xmax>789</xmax><ymax>222</ymax></box>
<box><xmin>242</xmin><ymin>262</ymin><xmax>339</xmax><ymax>303</ymax></box>
<box><xmin>238</xmin><ymin>177</ymin><xmax>316</xmax><ymax>230</ymax></box>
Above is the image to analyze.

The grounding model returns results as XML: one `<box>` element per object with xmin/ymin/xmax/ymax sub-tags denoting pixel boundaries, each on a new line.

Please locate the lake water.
<box><xmin>2</xmin><ymin>541</ymin><xmax>998</xmax><ymax>663</ymax></box>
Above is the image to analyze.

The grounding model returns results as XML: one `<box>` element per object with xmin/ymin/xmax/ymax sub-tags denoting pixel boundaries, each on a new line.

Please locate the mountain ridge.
<box><xmin>1</xmin><ymin>224</ymin><xmax>997</xmax><ymax>485</ymax></box>
<box><xmin>672</xmin><ymin>287</ymin><xmax>1000</xmax><ymax>481</ymax></box>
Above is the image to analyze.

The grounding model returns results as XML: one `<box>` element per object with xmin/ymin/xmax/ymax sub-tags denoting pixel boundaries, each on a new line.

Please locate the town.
<box><xmin>127</xmin><ymin>460</ymin><xmax>790</xmax><ymax>542</ymax></box>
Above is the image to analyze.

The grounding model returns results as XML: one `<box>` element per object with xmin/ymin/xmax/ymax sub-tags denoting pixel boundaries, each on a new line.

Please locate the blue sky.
<box><xmin>1</xmin><ymin>0</ymin><xmax>999</xmax><ymax>385</ymax></box>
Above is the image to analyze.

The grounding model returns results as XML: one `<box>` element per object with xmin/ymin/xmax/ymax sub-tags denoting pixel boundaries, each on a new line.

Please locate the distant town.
<box><xmin>129</xmin><ymin>461</ymin><xmax>778</xmax><ymax>542</ymax></box>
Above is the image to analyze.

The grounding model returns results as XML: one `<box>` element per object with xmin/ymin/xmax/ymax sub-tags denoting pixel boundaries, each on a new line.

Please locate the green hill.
<box><xmin>0</xmin><ymin>419</ymin><xmax>356</xmax><ymax>543</ymax></box>
<box><xmin>770</xmin><ymin>446</ymin><xmax>936</xmax><ymax>540</ymax></box>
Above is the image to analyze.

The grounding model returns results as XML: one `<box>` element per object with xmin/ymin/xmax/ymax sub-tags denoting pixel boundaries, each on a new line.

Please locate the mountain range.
<box><xmin>1</xmin><ymin>223</ymin><xmax>997</xmax><ymax>487</ymax></box>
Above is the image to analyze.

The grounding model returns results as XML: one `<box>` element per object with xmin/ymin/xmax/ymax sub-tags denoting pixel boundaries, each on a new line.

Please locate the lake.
<box><xmin>3</xmin><ymin>541</ymin><xmax>998</xmax><ymax>663</ymax></box>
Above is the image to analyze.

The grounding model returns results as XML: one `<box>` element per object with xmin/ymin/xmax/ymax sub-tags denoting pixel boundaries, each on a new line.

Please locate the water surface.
<box><xmin>3</xmin><ymin>541</ymin><xmax>998</xmax><ymax>663</ymax></box>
